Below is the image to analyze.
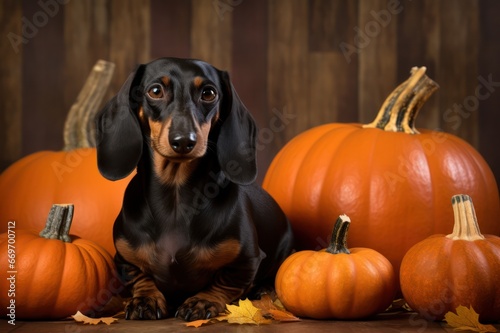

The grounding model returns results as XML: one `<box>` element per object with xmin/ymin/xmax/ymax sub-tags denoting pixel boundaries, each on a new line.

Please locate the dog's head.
<box><xmin>96</xmin><ymin>58</ymin><xmax>257</xmax><ymax>185</ymax></box>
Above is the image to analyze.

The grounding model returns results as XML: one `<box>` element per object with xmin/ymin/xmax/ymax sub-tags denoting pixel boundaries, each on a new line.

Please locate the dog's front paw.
<box><xmin>125</xmin><ymin>295</ymin><xmax>168</xmax><ymax>320</ymax></box>
<box><xmin>176</xmin><ymin>297</ymin><xmax>224</xmax><ymax>321</ymax></box>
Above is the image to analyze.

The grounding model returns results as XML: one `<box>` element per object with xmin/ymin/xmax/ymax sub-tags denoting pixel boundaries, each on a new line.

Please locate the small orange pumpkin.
<box><xmin>275</xmin><ymin>215</ymin><xmax>396</xmax><ymax>319</ymax></box>
<box><xmin>400</xmin><ymin>194</ymin><xmax>500</xmax><ymax>322</ymax></box>
<box><xmin>0</xmin><ymin>204</ymin><xmax>117</xmax><ymax>320</ymax></box>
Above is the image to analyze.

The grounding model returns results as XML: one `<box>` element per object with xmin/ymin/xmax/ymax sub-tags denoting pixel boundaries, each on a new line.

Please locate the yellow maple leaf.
<box><xmin>444</xmin><ymin>306</ymin><xmax>497</xmax><ymax>333</ymax></box>
<box><xmin>71</xmin><ymin>311</ymin><xmax>118</xmax><ymax>325</ymax></box>
<box><xmin>217</xmin><ymin>299</ymin><xmax>272</xmax><ymax>325</ymax></box>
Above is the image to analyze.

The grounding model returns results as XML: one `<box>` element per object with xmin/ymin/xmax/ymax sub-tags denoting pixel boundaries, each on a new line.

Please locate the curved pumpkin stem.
<box><xmin>326</xmin><ymin>214</ymin><xmax>351</xmax><ymax>254</ymax></box>
<box><xmin>39</xmin><ymin>204</ymin><xmax>75</xmax><ymax>243</ymax></box>
<box><xmin>63</xmin><ymin>60</ymin><xmax>115</xmax><ymax>151</ymax></box>
<box><xmin>363</xmin><ymin>66</ymin><xmax>439</xmax><ymax>134</ymax></box>
<box><xmin>446</xmin><ymin>194</ymin><xmax>485</xmax><ymax>241</ymax></box>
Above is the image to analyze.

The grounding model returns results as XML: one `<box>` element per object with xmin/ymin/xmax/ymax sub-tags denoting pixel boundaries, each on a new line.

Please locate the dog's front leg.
<box><xmin>176</xmin><ymin>256</ymin><xmax>262</xmax><ymax>321</ymax></box>
<box><xmin>124</xmin><ymin>273</ymin><xmax>168</xmax><ymax>320</ymax></box>
<box><xmin>116</xmin><ymin>255</ymin><xmax>168</xmax><ymax>320</ymax></box>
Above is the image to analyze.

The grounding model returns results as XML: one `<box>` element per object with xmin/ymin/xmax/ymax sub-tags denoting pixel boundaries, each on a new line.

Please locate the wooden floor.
<box><xmin>3</xmin><ymin>313</ymin><xmax>499</xmax><ymax>333</ymax></box>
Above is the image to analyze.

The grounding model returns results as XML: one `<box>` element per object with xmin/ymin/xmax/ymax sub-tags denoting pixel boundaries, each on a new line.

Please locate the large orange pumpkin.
<box><xmin>400</xmin><ymin>194</ymin><xmax>500</xmax><ymax>322</ymax></box>
<box><xmin>0</xmin><ymin>204</ymin><xmax>117</xmax><ymax>319</ymax></box>
<box><xmin>263</xmin><ymin>67</ymin><xmax>500</xmax><ymax>278</ymax></box>
<box><xmin>0</xmin><ymin>149</ymin><xmax>131</xmax><ymax>255</ymax></box>
<box><xmin>275</xmin><ymin>215</ymin><xmax>396</xmax><ymax>319</ymax></box>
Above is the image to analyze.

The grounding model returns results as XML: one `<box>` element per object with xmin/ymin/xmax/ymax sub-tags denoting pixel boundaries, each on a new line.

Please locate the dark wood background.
<box><xmin>1</xmin><ymin>0</ymin><xmax>499</xmax><ymax>189</ymax></box>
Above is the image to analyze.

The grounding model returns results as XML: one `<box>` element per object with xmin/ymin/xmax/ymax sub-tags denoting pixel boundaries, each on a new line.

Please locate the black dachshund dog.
<box><xmin>96</xmin><ymin>58</ymin><xmax>293</xmax><ymax>321</ymax></box>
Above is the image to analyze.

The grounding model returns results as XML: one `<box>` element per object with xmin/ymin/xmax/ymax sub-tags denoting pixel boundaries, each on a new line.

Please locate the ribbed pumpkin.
<box><xmin>0</xmin><ymin>204</ymin><xmax>116</xmax><ymax>319</ymax></box>
<box><xmin>275</xmin><ymin>215</ymin><xmax>396</xmax><ymax>319</ymax></box>
<box><xmin>0</xmin><ymin>149</ymin><xmax>131</xmax><ymax>255</ymax></box>
<box><xmin>400</xmin><ymin>194</ymin><xmax>500</xmax><ymax>322</ymax></box>
<box><xmin>0</xmin><ymin>61</ymin><xmax>131</xmax><ymax>255</ymax></box>
<box><xmin>263</xmin><ymin>67</ymin><xmax>500</xmax><ymax>279</ymax></box>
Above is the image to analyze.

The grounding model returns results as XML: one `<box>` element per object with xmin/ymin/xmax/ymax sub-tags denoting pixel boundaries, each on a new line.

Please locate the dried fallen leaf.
<box><xmin>252</xmin><ymin>295</ymin><xmax>300</xmax><ymax>322</ymax></box>
<box><xmin>385</xmin><ymin>298</ymin><xmax>412</xmax><ymax>312</ymax></box>
<box><xmin>217</xmin><ymin>299</ymin><xmax>272</xmax><ymax>325</ymax></box>
<box><xmin>273</xmin><ymin>297</ymin><xmax>286</xmax><ymax>310</ymax></box>
<box><xmin>185</xmin><ymin>296</ymin><xmax>300</xmax><ymax>328</ymax></box>
<box><xmin>71</xmin><ymin>311</ymin><xmax>118</xmax><ymax>325</ymax></box>
<box><xmin>444</xmin><ymin>306</ymin><xmax>497</xmax><ymax>333</ymax></box>
<box><xmin>267</xmin><ymin>309</ymin><xmax>301</xmax><ymax>322</ymax></box>
<box><xmin>185</xmin><ymin>319</ymin><xmax>212</xmax><ymax>328</ymax></box>
<box><xmin>100</xmin><ymin>316</ymin><xmax>119</xmax><ymax>325</ymax></box>
<box><xmin>251</xmin><ymin>294</ymin><xmax>276</xmax><ymax>312</ymax></box>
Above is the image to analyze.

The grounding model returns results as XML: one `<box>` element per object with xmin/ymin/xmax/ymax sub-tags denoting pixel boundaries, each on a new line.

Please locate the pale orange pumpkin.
<box><xmin>263</xmin><ymin>67</ymin><xmax>500</xmax><ymax>280</ymax></box>
<box><xmin>400</xmin><ymin>194</ymin><xmax>500</xmax><ymax>322</ymax></box>
<box><xmin>0</xmin><ymin>204</ymin><xmax>117</xmax><ymax>319</ymax></box>
<box><xmin>275</xmin><ymin>215</ymin><xmax>396</xmax><ymax>319</ymax></box>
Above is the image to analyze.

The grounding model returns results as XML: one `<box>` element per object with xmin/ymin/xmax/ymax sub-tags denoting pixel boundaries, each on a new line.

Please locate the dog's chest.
<box><xmin>155</xmin><ymin>231</ymin><xmax>188</xmax><ymax>265</ymax></box>
<box><xmin>116</xmin><ymin>232</ymin><xmax>187</xmax><ymax>270</ymax></box>
<box><xmin>116</xmin><ymin>232</ymin><xmax>241</xmax><ymax>290</ymax></box>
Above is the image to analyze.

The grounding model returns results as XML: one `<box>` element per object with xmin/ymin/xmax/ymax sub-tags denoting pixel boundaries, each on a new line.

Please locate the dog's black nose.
<box><xmin>169</xmin><ymin>132</ymin><xmax>197</xmax><ymax>154</ymax></box>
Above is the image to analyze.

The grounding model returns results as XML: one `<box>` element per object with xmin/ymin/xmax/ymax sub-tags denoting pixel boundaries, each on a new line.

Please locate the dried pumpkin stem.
<box><xmin>363</xmin><ymin>66</ymin><xmax>439</xmax><ymax>134</ymax></box>
<box><xmin>326</xmin><ymin>215</ymin><xmax>351</xmax><ymax>254</ymax></box>
<box><xmin>63</xmin><ymin>60</ymin><xmax>115</xmax><ymax>151</ymax></box>
<box><xmin>446</xmin><ymin>195</ymin><xmax>485</xmax><ymax>241</ymax></box>
<box><xmin>39</xmin><ymin>204</ymin><xmax>75</xmax><ymax>243</ymax></box>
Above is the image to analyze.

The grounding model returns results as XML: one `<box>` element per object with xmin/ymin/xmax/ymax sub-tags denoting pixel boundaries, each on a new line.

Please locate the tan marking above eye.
<box><xmin>161</xmin><ymin>76</ymin><xmax>170</xmax><ymax>86</ymax></box>
<box><xmin>193</xmin><ymin>76</ymin><xmax>204</xmax><ymax>88</ymax></box>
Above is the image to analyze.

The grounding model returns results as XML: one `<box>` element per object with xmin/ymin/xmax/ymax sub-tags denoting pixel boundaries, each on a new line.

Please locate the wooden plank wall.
<box><xmin>1</xmin><ymin>0</ymin><xmax>499</xmax><ymax>189</ymax></box>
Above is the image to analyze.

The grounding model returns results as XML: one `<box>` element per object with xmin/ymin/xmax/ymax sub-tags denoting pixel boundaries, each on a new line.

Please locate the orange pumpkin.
<box><xmin>0</xmin><ymin>148</ymin><xmax>132</xmax><ymax>255</ymax></box>
<box><xmin>400</xmin><ymin>194</ymin><xmax>500</xmax><ymax>322</ymax></box>
<box><xmin>263</xmin><ymin>67</ymin><xmax>500</xmax><ymax>279</ymax></box>
<box><xmin>275</xmin><ymin>215</ymin><xmax>396</xmax><ymax>319</ymax></box>
<box><xmin>0</xmin><ymin>204</ymin><xmax>117</xmax><ymax>319</ymax></box>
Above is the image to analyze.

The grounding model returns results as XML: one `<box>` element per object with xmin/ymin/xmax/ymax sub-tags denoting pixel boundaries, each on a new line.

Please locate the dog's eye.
<box><xmin>147</xmin><ymin>85</ymin><xmax>164</xmax><ymax>99</ymax></box>
<box><xmin>201</xmin><ymin>87</ymin><xmax>217</xmax><ymax>103</ymax></box>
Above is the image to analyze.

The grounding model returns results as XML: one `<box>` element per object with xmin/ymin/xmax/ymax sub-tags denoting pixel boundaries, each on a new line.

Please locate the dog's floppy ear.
<box><xmin>96</xmin><ymin>65</ymin><xmax>145</xmax><ymax>180</ymax></box>
<box><xmin>217</xmin><ymin>71</ymin><xmax>257</xmax><ymax>185</ymax></box>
